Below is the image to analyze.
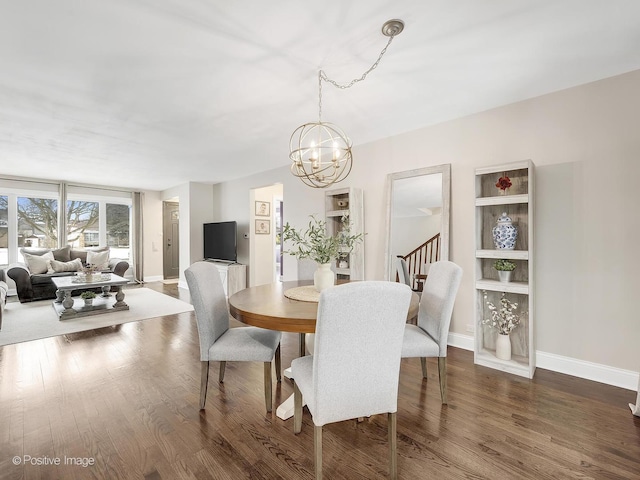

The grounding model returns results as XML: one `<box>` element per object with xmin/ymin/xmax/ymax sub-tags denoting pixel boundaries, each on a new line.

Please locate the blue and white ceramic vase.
<box><xmin>492</xmin><ymin>212</ymin><xmax>518</xmax><ymax>250</ymax></box>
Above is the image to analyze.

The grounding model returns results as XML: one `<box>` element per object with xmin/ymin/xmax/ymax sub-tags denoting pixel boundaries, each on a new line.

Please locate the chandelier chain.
<box><xmin>317</xmin><ymin>34</ymin><xmax>396</xmax><ymax>122</ymax></box>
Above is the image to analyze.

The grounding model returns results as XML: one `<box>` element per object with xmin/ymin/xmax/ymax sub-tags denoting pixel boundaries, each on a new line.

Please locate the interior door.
<box><xmin>163</xmin><ymin>201</ymin><xmax>179</xmax><ymax>279</ymax></box>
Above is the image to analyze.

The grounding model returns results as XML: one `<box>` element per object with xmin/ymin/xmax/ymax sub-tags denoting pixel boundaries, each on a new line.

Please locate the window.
<box><xmin>65</xmin><ymin>196</ymin><xmax>131</xmax><ymax>261</ymax></box>
<box><xmin>17</xmin><ymin>196</ymin><xmax>58</xmax><ymax>250</ymax></box>
<box><xmin>0</xmin><ymin>179</ymin><xmax>133</xmax><ymax>268</ymax></box>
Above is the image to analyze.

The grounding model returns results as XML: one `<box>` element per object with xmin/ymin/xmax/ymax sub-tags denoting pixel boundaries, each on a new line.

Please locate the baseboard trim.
<box><xmin>448</xmin><ymin>333</ymin><xmax>639</xmax><ymax>391</ymax></box>
<box><xmin>536</xmin><ymin>351</ymin><xmax>638</xmax><ymax>391</ymax></box>
<box><xmin>448</xmin><ymin>332</ymin><xmax>474</xmax><ymax>351</ymax></box>
<box><xmin>143</xmin><ymin>275</ymin><xmax>164</xmax><ymax>283</ymax></box>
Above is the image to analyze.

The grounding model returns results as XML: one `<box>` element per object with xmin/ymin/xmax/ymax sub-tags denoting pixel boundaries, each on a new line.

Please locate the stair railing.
<box><xmin>398</xmin><ymin>233</ymin><xmax>440</xmax><ymax>291</ymax></box>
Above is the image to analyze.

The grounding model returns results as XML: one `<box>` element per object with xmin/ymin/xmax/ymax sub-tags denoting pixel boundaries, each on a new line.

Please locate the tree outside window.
<box><xmin>66</xmin><ymin>200</ymin><xmax>99</xmax><ymax>248</ymax></box>
<box><xmin>17</xmin><ymin>197</ymin><xmax>58</xmax><ymax>249</ymax></box>
<box><xmin>107</xmin><ymin>203</ymin><xmax>130</xmax><ymax>260</ymax></box>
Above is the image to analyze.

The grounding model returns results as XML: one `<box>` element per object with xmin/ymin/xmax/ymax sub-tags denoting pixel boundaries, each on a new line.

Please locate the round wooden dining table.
<box><xmin>228</xmin><ymin>280</ymin><xmax>420</xmax><ymax>334</ymax></box>
<box><xmin>228</xmin><ymin>280</ymin><xmax>420</xmax><ymax>420</ymax></box>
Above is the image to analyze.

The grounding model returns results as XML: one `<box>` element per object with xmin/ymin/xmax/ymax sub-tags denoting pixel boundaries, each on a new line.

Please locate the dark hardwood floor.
<box><xmin>1</xmin><ymin>282</ymin><xmax>638</xmax><ymax>479</ymax></box>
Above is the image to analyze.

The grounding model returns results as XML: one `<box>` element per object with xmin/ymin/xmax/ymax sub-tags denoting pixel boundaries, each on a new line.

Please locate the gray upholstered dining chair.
<box><xmin>291</xmin><ymin>281</ymin><xmax>412</xmax><ymax>480</ymax></box>
<box><xmin>395</xmin><ymin>256</ymin><xmax>410</xmax><ymax>287</ymax></box>
<box><xmin>401</xmin><ymin>260</ymin><xmax>462</xmax><ymax>404</ymax></box>
<box><xmin>185</xmin><ymin>261</ymin><xmax>282</xmax><ymax>412</ymax></box>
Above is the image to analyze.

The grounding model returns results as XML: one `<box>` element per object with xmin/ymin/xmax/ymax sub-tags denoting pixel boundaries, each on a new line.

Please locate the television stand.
<box><xmin>205</xmin><ymin>261</ymin><xmax>246</xmax><ymax>297</ymax></box>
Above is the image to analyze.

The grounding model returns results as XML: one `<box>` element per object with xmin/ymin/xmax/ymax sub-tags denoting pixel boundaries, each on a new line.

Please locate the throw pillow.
<box><xmin>23</xmin><ymin>251</ymin><xmax>55</xmax><ymax>274</ymax></box>
<box><xmin>20</xmin><ymin>246</ymin><xmax>71</xmax><ymax>262</ymax></box>
<box><xmin>52</xmin><ymin>245</ymin><xmax>71</xmax><ymax>262</ymax></box>
<box><xmin>49</xmin><ymin>258</ymin><xmax>83</xmax><ymax>273</ymax></box>
<box><xmin>70</xmin><ymin>246</ymin><xmax>109</xmax><ymax>264</ymax></box>
<box><xmin>86</xmin><ymin>250</ymin><xmax>110</xmax><ymax>271</ymax></box>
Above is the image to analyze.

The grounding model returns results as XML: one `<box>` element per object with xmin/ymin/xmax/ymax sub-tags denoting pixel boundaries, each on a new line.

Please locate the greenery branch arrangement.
<box><xmin>282</xmin><ymin>214</ymin><xmax>364</xmax><ymax>265</ymax></box>
<box><xmin>80</xmin><ymin>290</ymin><xmax>97</xmax><ymax>299</ymax></box>
<box><xmin>482</xmin><ymin>291</ymin><xmax>520</xmax><ymax>335</ymax></box>
<box><xmin>493</xmin><ymin>259</ymin><xmax>516</xmax><ymax>271</ymax></box>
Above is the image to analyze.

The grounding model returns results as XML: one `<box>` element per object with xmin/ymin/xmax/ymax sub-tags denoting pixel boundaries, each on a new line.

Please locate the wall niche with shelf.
<box><xmin>324</xmin><ymin>187</ymin><xmax>364</xmax><ymax>281</ymax></box>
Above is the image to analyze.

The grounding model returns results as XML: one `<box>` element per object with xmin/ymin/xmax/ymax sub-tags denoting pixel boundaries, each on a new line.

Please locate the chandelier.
<box><xmin>289</xmin><ymin>19</ymin><xmax>405</xmax><ymax>188</ymax></box>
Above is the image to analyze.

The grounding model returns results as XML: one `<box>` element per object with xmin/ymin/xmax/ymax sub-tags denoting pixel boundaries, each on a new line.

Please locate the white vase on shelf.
<box><xmin>495</xmin><ymin>333</ymin><xmax>512</xmax><ymax>360</ymax></box>
<box><xmin>313</xmin><ymin>263</ymin><xmax>335</xmax><ymax>292</ymax></box>
<box><xmin>492</xmin><ymin>212</ymin><xmax>518</xmax><ymax>250</ymax></box>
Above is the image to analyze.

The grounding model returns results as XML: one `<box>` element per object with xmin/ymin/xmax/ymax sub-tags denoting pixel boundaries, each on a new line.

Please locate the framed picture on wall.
<box><xmin>255</xmin><ymin>201</ymin><xmax>270</xmax><ymax>216</ymax></box>
<box><xmin>255</xmin><ymin>219</ymin><xmax>270</xmax><ymax>234</ymax></box>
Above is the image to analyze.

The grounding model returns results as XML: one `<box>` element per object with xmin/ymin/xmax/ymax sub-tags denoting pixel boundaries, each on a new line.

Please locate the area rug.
<box><xmin>0</xmin><ymin>288</ymin><xmax>194</xmax><ymax>346</ymax></box>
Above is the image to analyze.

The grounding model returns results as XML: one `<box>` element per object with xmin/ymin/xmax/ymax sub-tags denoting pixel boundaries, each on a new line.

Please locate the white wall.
<box><xmin>188</xmin><ymin>183</ymin><xmax>214</xmax><ymax>265</ymax></box>
<box><xmin>209</xmin><ymin>69</ymin><xmax>640</xmax><ymax>384</ymax></box>
<box><xmin>141</xmin><ymin>190</ymin><xmax>164</xmax><ymax>282</ymax></box>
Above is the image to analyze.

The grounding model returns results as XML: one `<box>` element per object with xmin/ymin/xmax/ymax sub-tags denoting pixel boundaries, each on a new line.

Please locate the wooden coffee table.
<box><xmin>51</xmin><ymin>274</ymin><xmax>129</xmax><ymax>320</ymax></box>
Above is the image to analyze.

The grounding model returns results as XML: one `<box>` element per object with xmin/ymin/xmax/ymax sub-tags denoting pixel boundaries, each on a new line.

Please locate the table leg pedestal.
<box><xmin>59</xmin><ymin>291</ymin><xmax>77</xmax><ymax>320</ymax></box>
<box><xmin>277</xmin><ymin>332</ymin><xmax>314</xmax><ymax>420</ymax></box>
<box><xmin>113</xmin><ymin>286</ymin><xmax>128</xmax><ymax>309</ymax></box>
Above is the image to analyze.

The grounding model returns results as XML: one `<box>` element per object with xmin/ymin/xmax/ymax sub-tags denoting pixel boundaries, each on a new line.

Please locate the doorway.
<box><xmin>162</xmin><ymin>201</ymin><xmax>180</xmax><ymax>279</ymax></box>
<box><xmin>249</xmin><ymin>184</ymin><xmax>283</xmax><ymax>286</ymax></box>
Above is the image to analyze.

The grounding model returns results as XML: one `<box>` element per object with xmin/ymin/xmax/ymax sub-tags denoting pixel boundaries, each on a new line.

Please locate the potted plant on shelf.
<box><xmin>482</xmin><ymin>291</ymin><xmax>520</xmax><ymax>361</ymax></box>
<box><xmin>493</xmin><ymin>259</ymin><xmax>516</xmax><ymax>283</ymax></box>
<box><xmin>80</xmin><ymin>290</ymin><xmax>97</xmax><ymax>306</ymax></box>
<box><xmin>283</xmin><ymin>214</ymin><xmax>364</xmax><ymax>292</ymax></box>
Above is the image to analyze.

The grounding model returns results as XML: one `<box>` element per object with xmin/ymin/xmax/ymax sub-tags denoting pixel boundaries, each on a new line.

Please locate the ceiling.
<box><xmin>1</xmin><ymin>0</ymin><xmax>640</xmax><ymax>191</ymax></box>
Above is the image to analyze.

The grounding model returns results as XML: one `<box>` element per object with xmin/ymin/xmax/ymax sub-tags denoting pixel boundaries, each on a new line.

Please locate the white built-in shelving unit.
<box><xmin>474</xmin><ymin>160</ymin><xmax>535</xmax><ymax>378</ymax></box>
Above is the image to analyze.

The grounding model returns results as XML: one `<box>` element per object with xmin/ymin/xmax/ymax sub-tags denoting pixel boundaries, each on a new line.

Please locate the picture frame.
<box><xmin>255</xmin><ymin>219</ymin><xmax>270</xmax><ymax>235</ymax></box>
<box><xmin>255</xmin><ymin>201</ymin><xmax>270</xmax><ymax>217</ymax></box>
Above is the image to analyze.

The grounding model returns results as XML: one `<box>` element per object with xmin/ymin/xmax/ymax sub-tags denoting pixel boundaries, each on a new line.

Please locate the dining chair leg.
<box><xmin>420</xmin><ymin>357</ymin><xmax>428</xmax><ymax>379</ymax></box>
<box><xmin>275</xmin><ymin>344</ymin><xmax>282</xmax><ymax>382</ymax></box>
<box><xmin>264</xmin><ymin>362</ymin><xmax>273</xmax><ymax>412</ymax></box>
<box><xmin>218</xmin><ymin>361</ymin><xmax>226</xmax><ymax>383</ymax></box>
<box><xmin>314</xmin><ymin>425</ymin><xmax>323</xmax><ymax>480</ymax></box>
<box><xmin>200</xmin><ymin>361</ymin><xmax>210</xmax><ymax>410</ymax></box>
<box><xmin>298</xmin><ymin>333</ymin><xmax>306</xmax><ymax>357</ymax></box>
<box><xmin>438</xmin><ymin>357</ymin><xmax>447</xmax><ymax>404</ymax></box>
<box><xmin>293</xmin><ymin>381</ymin><xmax>302</xmax><ymax>434</ymax></box>
<box><xmin>389</xmin><ymin>412</ymin><xmax>397</xmax><ymax>480</ymax></box>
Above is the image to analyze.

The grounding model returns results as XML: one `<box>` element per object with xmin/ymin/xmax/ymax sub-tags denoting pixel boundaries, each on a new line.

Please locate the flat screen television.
<box><xmin>203</xmin><ymin>221</ymin><xmax>237</xmax><ymax>262</ymax></box>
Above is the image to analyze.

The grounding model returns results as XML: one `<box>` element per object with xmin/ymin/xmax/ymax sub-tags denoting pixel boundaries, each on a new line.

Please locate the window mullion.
<box><xmin>59</xmin><ymin>182</ymin><xmax>67</xmax><ymax>247</ymax></box>
<box><xmin>8</xmin><ymin>193</ymin><xmax>18</xmax><ymax>264</ymax></box>
<box><xmin>99</xmin><ymin>202</ymin><xmax>107</xmax><ymax>246</ymax></box>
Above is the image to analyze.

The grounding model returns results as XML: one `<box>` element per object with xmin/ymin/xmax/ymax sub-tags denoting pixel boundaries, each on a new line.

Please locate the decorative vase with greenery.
<box><xmin>283</xmin><ymin>214</ymin><xmax>364</xmax><ymax>292</ymax></box>
<box><xmin>482</xmin><ymin>291</ymin><xmax>520</xmax><ymax>360</ymax></box>
<box><xmin>81</xmin><ymin>290</ymin><xmax>97</xmax><ymax>306</ymax></box>
<box><xmin>493</xmin><ymin>259</ymin><xmax>516</xmax><ymax>283</ymax></box>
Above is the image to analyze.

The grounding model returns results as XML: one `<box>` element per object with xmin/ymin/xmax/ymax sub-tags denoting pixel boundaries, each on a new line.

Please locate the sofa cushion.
<box><xmin>20</xmin><ymin>245</ymin><xmax>71</xmax><ymax>262</ymax></box>
<box><xmin>49</xmin><ymin>258</ymin><xmax>83</xmax><ymax>273</ymax></box>
<box><xmin>86</xmin><ymin>250</ymin><xmax>110</xmax><ymax>270</ymax></box>
<box><xmin>22</xmin><ymin>251</ymin><xmax>54</xmax><ymax>274</ymax></box>
<box><xmin>70</xmin><ymin>246</ymin><xmax>109</xmax><ymax>265</ymax></box>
